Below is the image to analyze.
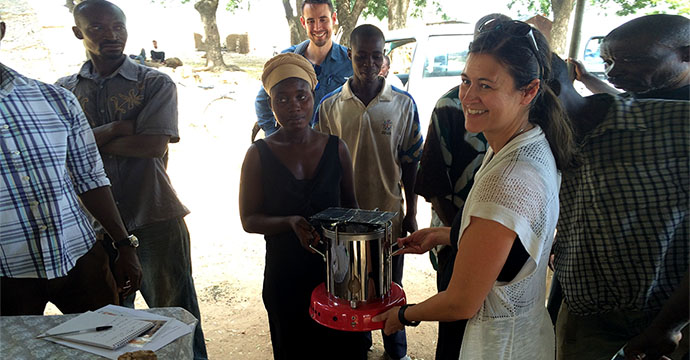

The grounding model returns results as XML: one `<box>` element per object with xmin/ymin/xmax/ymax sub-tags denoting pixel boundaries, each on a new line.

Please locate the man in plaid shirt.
<box><xmin>0</xmin><ymin>17</ymin><xmax>141</xmax><ymax>315</ymax></box>
<box><xmin>552</xmin><ymin>41</ymin><xmax>689</xmax><ymax>358</ymax></box>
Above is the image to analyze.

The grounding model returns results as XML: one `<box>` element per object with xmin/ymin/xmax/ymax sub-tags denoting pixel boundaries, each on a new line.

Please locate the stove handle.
<box><xmin>309</xmin><ymin>243</ymin><xmax>327</xmax><ymax>262</ymax></box>
<box><xmin>391</xmin><ymin>244</ymin><xmax>406</xmax><ymax>257</ymax></box>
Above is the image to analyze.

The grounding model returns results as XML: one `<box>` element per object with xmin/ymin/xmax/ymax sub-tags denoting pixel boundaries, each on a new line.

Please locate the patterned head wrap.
<box><xmin>261</xmin><ymin>53</ymin><xmax>317</xmax><ymax>94</ymax></box>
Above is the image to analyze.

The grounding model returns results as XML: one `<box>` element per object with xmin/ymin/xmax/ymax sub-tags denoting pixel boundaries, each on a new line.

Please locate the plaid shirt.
<box><xmin>0</xmin><ymin>63</ymin><xmax>110</xmax><ymax>279</ymax></box>
<box><xmin>554</xmin><ymin>94</ymin><xmax>689</xmax><ymax>316</ymax></box>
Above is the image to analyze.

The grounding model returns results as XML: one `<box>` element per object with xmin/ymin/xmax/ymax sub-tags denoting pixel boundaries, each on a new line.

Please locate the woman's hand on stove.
<box><xmin>289</xmin><ymin>216</ymin><xmax>321</xmax><ymax>251</ymax></box>
<box><xmin>372</xmin><ymin>306</ymin><xmax>403</xmax><ymax>335</ymax></box>
<box><xmin>397</xmin><ymin>227</ymin><xmax>451</xmax><ymax>254</ymax></box>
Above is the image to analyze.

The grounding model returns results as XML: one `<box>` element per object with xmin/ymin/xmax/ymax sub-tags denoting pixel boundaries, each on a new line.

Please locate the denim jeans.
<box><xmin>122</xmin><ymin>218</ymin><xmax>208</xmax><ymax>360</ymax></box>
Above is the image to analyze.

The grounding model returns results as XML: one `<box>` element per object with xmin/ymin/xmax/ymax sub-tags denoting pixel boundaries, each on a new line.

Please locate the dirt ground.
<box><xmin>0</xmin><ymin>2</ymin><xmax>441</xmax><ymax>358</ymax></box>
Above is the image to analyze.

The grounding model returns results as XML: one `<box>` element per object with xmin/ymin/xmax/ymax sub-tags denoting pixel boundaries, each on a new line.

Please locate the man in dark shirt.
<box><xmin>150</xmin><ymin>40</ymin><xmax>165</xmax><ymax>63</ymax></box>
<box><xmin>56</xmin><ymin>1</ymin><xmax>207</xmax><ymax>359</ymax></box>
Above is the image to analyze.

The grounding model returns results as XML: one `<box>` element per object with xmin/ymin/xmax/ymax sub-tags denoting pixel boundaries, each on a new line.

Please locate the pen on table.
<box><xmin>36</xmin><ymin>325</ymin><xmax>113</xmax><ymax>339</ymax></box>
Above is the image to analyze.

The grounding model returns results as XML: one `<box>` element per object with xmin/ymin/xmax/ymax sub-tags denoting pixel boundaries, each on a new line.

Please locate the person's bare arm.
<box><xmin>568</xmin><ymin>58</ymin><xmax>621</xmax><ymax>95</ymax></box>
<box><xmin>373</xmin><ymin>216</ymin><xmax>516</xmax><ymax>334</ymax></box>
<box><xmin>624</xmin><ymin>270</ymin><xmax>689</xmax><ymax>360</ymax></box>
<box><xmin>401</xmin><ymin>160</ymin><xmax>419</xmax><ymax>236</ymax></box>
<box><xmin>337</xmin><ymin>139</ymin><xmax>359</xmax><ymax>209</ymax></box>
<box><xmin>78</xmin><ymin>186</ymin><xmax>142</xmax><ymax>296</ymax></box>
<box><xmin>100</xmin><ymin>134</ymin><xmax>171</xmax><ymax>158</ymax></box>
<box><xmin>430</xmin><ymin>197</ymin><xmax>457</xmax><ymax>227</ymax></box>
<box><xmin>239</xmin><ymin>145</ymin><xmax>320</xmax><ymax>249</ymax></box>
<box><xmin>91</xmin><ymin>120</ymin><xmax>135</xmax><ymax>147</ymax></box>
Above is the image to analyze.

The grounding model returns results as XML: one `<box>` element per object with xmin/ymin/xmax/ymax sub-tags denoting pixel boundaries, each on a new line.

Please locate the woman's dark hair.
<box><xmin>470</xmin><ymin>21</ymin><xmax>578</xmax><ymax>171</ymax></box>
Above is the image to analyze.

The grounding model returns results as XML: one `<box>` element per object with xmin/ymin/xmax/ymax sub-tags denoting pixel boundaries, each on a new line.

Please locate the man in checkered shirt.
<box><xmin>552</xmin><ymin>18</ymin><xmax>689</xmax><ymax>359</ymax></box>
<box><xmin>0</xmin><ymin>17</ymin><xmax>142</xmax><ymax>315</ymax></box>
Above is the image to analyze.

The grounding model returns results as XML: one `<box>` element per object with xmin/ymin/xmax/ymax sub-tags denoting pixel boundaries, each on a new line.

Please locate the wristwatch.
<box><xmin>112</xmin><ymin>234</ymin><xmax>139</xmax><ymax>249</ymax></box>
<box><xmin>398</xmin><ymin>304</ymin><xmax>420</xmax><ymax>327</ymax></box>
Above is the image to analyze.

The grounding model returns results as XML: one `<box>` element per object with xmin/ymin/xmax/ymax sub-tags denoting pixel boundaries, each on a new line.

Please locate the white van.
<box><xmin>385</xmin><ymin>22</ymin><xmax>475</xmax><ymax>135</ymax></box>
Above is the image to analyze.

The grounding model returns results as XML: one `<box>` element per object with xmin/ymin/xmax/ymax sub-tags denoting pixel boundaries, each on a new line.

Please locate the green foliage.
<box><xmin>507</xmin><ymin>0</ymin><xmax>549</xmax><ymax>16</ymax></box>
<box><xmin>409</xmin><ymin>0</ymin><xmax>426</xmax><ymax>18</ymax></box>
<box><xmin>362</xmin><ymin>0</ymin><xmax>388</xmax><ymax>20</ymax></box>
<box><xmin>157</xmin><ymin>0</ymin><xmax>244</xmax><ymax>13</ymax></box>
<box><xmin>225</xmin><ymin>0</ymin><xmax>241</xmax><ymax>12</ymax></box>
<box><xmin>431</xmin><ymin>0</ymin><xmax>450</xmax><ymax>20</ymax></box>
<box><xmin>605</xmin><ymin>0</ymin><xmax>689</xmax><ymax>15</ymax></box>
<box><xmin>508</xmin><ymin>0</ymin><xmax>688</xmax><ymax>17</ymax></box>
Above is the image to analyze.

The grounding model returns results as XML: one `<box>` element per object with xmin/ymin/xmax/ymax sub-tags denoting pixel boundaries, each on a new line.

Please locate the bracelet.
<box><xmin>397</xmin><ymin>304</ymin><xmax>420</xmax><ymax>327</ymax></box>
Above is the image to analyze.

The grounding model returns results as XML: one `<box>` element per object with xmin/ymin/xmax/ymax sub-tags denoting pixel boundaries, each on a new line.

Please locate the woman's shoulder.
<box><xmin>479</xmin><ymin>139</ymin><xmax>558</xmax><ymax>193</ymax></box>
<box><xmin>497</xmin><ymin>131</ymin><xmax>556</xmax><ymax>173</ymax></box>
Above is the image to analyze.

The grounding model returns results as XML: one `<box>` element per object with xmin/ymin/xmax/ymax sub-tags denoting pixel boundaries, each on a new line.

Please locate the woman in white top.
<box><xmin>373</xmin><ymin>20</ymin><xmax>577</xmax><ymax>359</ymax></box>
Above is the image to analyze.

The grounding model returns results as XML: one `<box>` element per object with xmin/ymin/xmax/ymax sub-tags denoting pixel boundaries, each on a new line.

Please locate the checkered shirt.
<box><xmin>554</xmin><ymin>94</ymin><xmax>689</xmax><ymax>316</ymax></box>
<box><xmin>0</xmin><ymin>63</ymin><xmax>110</xmax><ymax>279</ymax></box>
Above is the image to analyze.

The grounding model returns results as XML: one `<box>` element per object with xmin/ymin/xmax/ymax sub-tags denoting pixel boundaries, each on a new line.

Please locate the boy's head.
<box><xmin>348</xmin><ymin>24</ymin><xmax>385</xmax><ymax>84</ymax></box>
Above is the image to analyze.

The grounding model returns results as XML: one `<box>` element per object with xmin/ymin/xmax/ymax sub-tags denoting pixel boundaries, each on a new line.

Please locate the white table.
<box><xmin>0</xmin><ymin>307</ymin><xmax>195</xmax><ymax>359</ymax></box>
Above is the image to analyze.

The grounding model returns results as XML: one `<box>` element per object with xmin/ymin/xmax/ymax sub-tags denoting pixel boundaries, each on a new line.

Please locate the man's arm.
<box><xmin>401</xmin><ymin>160</ymin><xmax>419</xmax><ymax>236</ymax></box>
<box><xmin>79</xmin><ymin>186</ymin><xmax>142</xmax><ymax>296</ymax></box>
<box><xmin>255</xmin><ymin>86</ymin><xmax>278</xmax><ymax>136</ymax></box>
<box><xmin>62</xmin><ymin>90</ymin><xmax>142</xmax><ymax>295</ymax></box>
<box><xmin>568</xmin><ymin>58</ymin><xmax>621</xmax><ymax>95</ymax></box>
<box><xmin>100</xmin><ymin>134</ymin><xmax>170</xmax><ymax>158</ymax></box>
<box><xmin>430</xmin><ymin>197</ymin><xmax>457</xmax><ymax>227</ymax></box>
<box><xmin>97</xmin><ymin>74</ymin><xmax>177</xmax><ymax>158</ymax></box>
<box><xmin>624</xmin><ymin>270</ymin><xmax>689</xmax><ymax>360</ymax></box>
<box><xmin>338</xmin><ymin>139</ymin><xmax>359</xmax><ymax>209</ymax></box>
<box><xmin>91</xmin><ymin>120</ymin><xmax>134</xmax><ymax>147</ymax></box>
<box><xmin>400</xmin><ymin>98</ymin><xmax>424</xmax><ymax>236</ymax></box>
<box><xmin>415</xmin><ymin>116</ymin><xmax>456</xmax><ymax>226</ymax></box>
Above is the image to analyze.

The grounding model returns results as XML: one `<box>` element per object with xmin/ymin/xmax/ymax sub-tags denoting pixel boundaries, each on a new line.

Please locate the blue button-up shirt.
<box><xmin>255</xmin><ymin>40</ymin><xmax>352</xmax><ymax>135</ymax></box>
<box><xmin>0</xmin><ymin>63</ymin><xmax>110</xmax><ymax>279</ymax></box>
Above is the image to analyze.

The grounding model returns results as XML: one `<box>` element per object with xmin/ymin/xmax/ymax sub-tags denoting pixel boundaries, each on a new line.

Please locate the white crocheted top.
<box><xmin>457</xmin><ymin>126</ymin><xmax>559</xmax><ymax>360</ymax></box>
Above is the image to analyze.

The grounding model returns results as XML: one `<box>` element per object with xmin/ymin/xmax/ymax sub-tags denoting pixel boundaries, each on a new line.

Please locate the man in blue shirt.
<box><xmin>254</xmin><ymin>0</ymin><xmax>351</xmax><ymax>136</ymax></box>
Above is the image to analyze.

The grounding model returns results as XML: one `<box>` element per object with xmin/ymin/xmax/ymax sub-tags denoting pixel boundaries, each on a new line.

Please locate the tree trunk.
<box><xmin>387</xmin><ymin>0</ymin><xmax>410</xmax><ymax>30</ymax></box>
<box><xmin>334</xmin><ymin>0</ymin><xmax>368</xmax><ymax>48</ymax></box>
<box><xmin>194</xmin><ymin>0</ymin><xmax>234</xmax><ymax>71</ymax></box>
<box><xmin>282</xmin><ymin>0</ymin><xmax>307</xmax><ymax>45</ymax></box>
<box><xmin>551</xmin><ymin>0</ymin><xmax>577</xmax><ymax>55</ymax></box>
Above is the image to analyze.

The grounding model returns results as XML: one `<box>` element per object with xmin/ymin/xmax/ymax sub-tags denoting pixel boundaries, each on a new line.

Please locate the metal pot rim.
<box><xmin>322</xmin><ymin>227</ymin><xmax>386</xmax><ymax>242</ymax></box>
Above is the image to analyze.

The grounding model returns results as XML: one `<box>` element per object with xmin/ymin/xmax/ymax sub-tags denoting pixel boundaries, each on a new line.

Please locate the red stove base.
<box><xmin>310</xmin><ymin>282</ymin><xmax>406</xmax><ymax>331</ymax></box>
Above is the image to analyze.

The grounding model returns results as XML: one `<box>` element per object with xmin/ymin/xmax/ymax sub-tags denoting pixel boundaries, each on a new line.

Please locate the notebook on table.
<box><xmin>39</xmin><ymin>311</ymin><xmax>155</xmax><ymax>350</ymax></box>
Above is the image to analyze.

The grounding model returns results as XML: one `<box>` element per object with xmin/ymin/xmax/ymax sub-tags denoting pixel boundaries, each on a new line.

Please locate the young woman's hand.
<box><xmin>372</xmin><ymin>306</ymin><xmax>404</xmax><ymax>335</ymax></box>
<box><xmin>289</xmin><ymin>216</ymin><xmax>321</xmax><ymax>251</ymax></box>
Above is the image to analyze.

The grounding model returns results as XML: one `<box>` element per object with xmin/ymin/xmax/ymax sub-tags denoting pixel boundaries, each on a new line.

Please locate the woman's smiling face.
<box><xmin>459</xmin><ymin>53</ymin><xmax>530</xmax><ymax>136</ymax></box>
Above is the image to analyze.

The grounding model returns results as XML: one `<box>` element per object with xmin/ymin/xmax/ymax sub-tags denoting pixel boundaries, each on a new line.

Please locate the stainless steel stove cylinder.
<box><xmin>319</xmin><ymin>222</ymin><xmax>395</xmax><ymax>308</ymax></box>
